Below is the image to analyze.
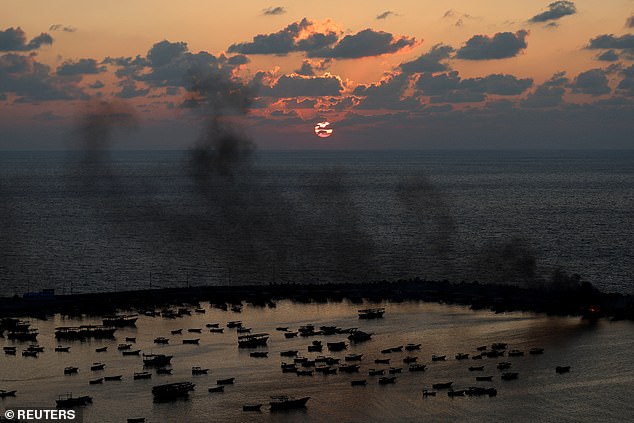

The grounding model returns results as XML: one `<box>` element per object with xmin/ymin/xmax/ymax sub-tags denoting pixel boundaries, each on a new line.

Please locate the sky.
<box><xmin>1</xmin><ymin>0</ymin><xmax>634</xmax><ymax>149</ymax></box>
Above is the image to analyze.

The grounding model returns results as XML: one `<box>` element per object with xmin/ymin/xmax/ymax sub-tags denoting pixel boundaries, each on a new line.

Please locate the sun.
<box><xmin>314</xmin><ymin>121</ymin><xmax>333</xmax><ymax>138</ymax></box>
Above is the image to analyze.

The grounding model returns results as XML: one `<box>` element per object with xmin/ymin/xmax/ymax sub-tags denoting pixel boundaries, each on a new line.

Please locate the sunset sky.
<box><xmin>1</xmin><ymin>1</ymin><xmax>633</xmax><ymax>149</ymax></box>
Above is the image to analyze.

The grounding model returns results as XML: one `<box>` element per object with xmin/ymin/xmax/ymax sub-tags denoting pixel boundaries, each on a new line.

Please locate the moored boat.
<box><xmin>269</xmin><ymin>396</ymin><xmax>310</xmax><ymax>410</ymax></box>
<box><xmin>192</xmin><ymin>366</ymin><xmax>209</xmax><ymax>375</ymax></box>
<box><xmin>208</xmin><ymin>385</ymin><xmax>224</xmax><ymax>392</ymax></box>
<box><xmin>243</xmin><ymin>404</ymin><xmax>262</xmax><ymax>411</ymax></box>
<box><xmin>102</xmin><ymin>314</ymin><xmax>138</xmax><ymax>327</ymax></box>
<box><xmin>152</xmin><ymin>382</ymin><xmax>195</xmax><ymax>401</ymax></box>
<box><xmin>56</xmin><ymin>394</ymin><xmax>92</xmax><ymax>408</ymax></box>
<box><xmin>378</xmin><ymin>376</ymin><xmax>396</xmax><ymax>385</ymax></box>
<box><xmin>556</xmin><ymin>366</ymin><xmax>571</xmax><ymax>374</ymax></box>
<box><xmin>216</xmin><ymin>377</ymin><xmax>235</xmax><ymax>385</ymax></box>
<box><xmin>0</xmin><ymin>390</ymin><xmax>17</xmax><ymax>398</ymax></box>
<box><xmin>432</xmin><ymin>382</ymin><xmax>453</xmax><ymax>389</ymax></box>
<box><xmin>238</xmin><ymin>333</ymin><xmax>268</xmax><ymax>348</ymax></box>
<box><xmin>143</xmin><ymin>354</ymin><xmax>172</xmax><ymax>367</ymax></box>
<box><xmin>358</xmin><ymin>308</ymin><xmax>385</xmax><ymax>319</ymax></box>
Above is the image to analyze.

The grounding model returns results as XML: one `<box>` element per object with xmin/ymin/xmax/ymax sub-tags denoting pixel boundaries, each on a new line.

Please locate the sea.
<box><xmin>0</xmin><ymin>149</ymin><xmax>632</xmax><ymax>296</ymax></box>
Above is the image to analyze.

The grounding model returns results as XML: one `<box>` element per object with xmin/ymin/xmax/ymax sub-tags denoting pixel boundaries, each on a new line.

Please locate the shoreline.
<box><xmin>1</xmin><ymin>279</ymin><xmax>632</xmax><ymax>321</ymax></box>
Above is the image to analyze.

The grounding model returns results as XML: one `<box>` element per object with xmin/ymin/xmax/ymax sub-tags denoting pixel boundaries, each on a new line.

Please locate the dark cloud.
<box><xmin>596</xmin><ymin>50</ymin><xmax>619</xmax><ymax>62</ymax></box>
<box><xmin>0</xmin><ymin>53</ymin><xmax>87</xmax><ymax>102</ymax></box>
<box><xmin>258</xmin><ymin>73</ymin><xmax>344</xmax><ymax>97</ymax></box>
<box><xmin>281</xmin><ymin>98</ymin><xmax>317</xmax><ymax>109</ymax></box>
<box><xmin>456</xmin><ymin>30</ymin><xmax>529</xmax><ymax>60</ymax></box>
<box><xmin>570</xmin><ymin>69</ymin><xmax>611</xmax><ymax>96</ymax></box>
<box><xmin>308</xmin><ymin>29</ymin><xmax>416</xmax><ymax>58</ymax></box>
<box><xmin>147</xmin><ymin>40</ymin><xmax>188</xmax><ymax>67</ymax></box>
<box><xmin>521</xmin><ymin>72</ymin><xmax>568</xmax><ymax>108</ymax></box>
<box><xmin>57</xmin><ymin>58</ymin><xmax>106</xmax><ymax>76</ymax></box>
<box><xmin>587</xmin><ymin>33</ymin><xmax>634</xmax><ymax>50</ymax></box>
<box><xmin>227</xmin><ymin>18</ymin><xmax>339</xmax><ymax>55</ymax></box>
<box><xmin>353</xmin><ymin>73</ymin><xmax>420</xmax><ymax>109</ymax></box>
<box><xmin>263</xmin><ymin>6</ymin><xmax>286</xmax><ymax>16</ymax></box>
<box><xmin>0</xmin><ymin>27</ymin><xmax>53</xmax><ymax>51</ymax></box>
<box><xmin>49</xmin><ymin>24</ymin><xmax>77</xmax><ymax>33</ymax></box>
<box><xmin>627</xmin><ymin>16</ymin><xmax>634</xmax><ymax>28</ymax></box>
<box><xmin>461</xmin><ymin>74</ymin><xmax>533</xmax><ymax>95</ymax></box>
<box><xmin>376</xmin><ymin>11</ymin><xmax>397</xmax><ymax>20</ymax></box>
<box><xmin>529</xmin><ymin>1</ymin><xmax>577</xmax><ymax>23</ymax></box>
<box><xmin>116</xmin><ymin>81</ymin><xmax>150</xmax><ymax>98</ymax></box>
<box><xmin>400</xmin><ymin>44</ymin><xmax>454</xmax><ymax>74</ymax></box>
<box><xmin>294</xmin><ymin>58</ymin><xmax>331</xmax><ymax>76</ymax></box>
<box><xmin>617</xmin><ymin>65</ymin><xmax>634</xmax><ymax>96</ymax></box>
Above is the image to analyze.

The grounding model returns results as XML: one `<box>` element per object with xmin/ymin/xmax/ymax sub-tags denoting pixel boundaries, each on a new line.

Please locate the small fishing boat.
<box><xmin>369</xmin><ymin>369</ymin><xmax>385</xmax><ymax>376</ymax></box>
<box><xmin>206</xmin><ymin>323</ymin><xmax>220</xmax><ymax>328</ymax></box>
<box><xmin>269</xmin><ymin>396</ymin><xmax>310</xmax><ymax>410</ymax></box>
<box><xmin>90</xmin><ymin>363</ymin><xmax>105</xmax><ymax>371</ymax></box>
<box><xmin>156</xmin><ymin>368</ymin><xmax>172</xmax><ymax>375</ymax></box>
<box><xmin>497</xmin><ymin>362</ymin><xmax>512</xmax><ymax>370</ymax></box>
<box><xmin>191</xmin><ymin>367</ymin><xmax>209</xmax><ymax>375</ymax></box>
<box><xmin>284</xmin><ymin>332</ymin><xmax>298</xmax><ymax>338</ymax></box>
<box><xmin>133</xmin><ymin>372</ymin><xmax>152</xmax><ymax>380</ymax></box>
<box><xmin>529</xmin><ymin>347</ymin><xmax>545</xmax><ymax>355</ymax></box>
<box><xmin>125</xmin><ymin>337</ymin><xmax>136</xmax><ymax>343</ymax></box>
<box><xmin>491</xmin><ymin>343</ymin><xmax>507</xmax><ymax>350</ymax></box>
<box><xmin>275</xmin><ymin>327</ymin><xmax>288</xmax><ymax>331</ymax></box>
<box><xmin>0</xmin><ymin>390</ymin><xmax>17</xmax><ymax>398</ymax></box>
<box><xmin>55</xmin><ymin>394</ymin><xmax>92</xmax><ymax>408</ymax></box>
<box><xmin>280</xmin><ymin>350</ymin><xmax>298</xmax><ymax>357</ymax></box>
<box><xmin>455</xmin><ymin>353</ymin><xmax>470</xmax><ymax>360</ymax></box>
<box><xmin>216</xmin><ymin>377</ymin><xmax>235</xmax><ymax>385</ymax></box>
<box><xmin>238</xmin><ymin>333</ymin><xmax>268</xmax><ymax>348</ymax></box>
<box><xmin>556</xmin><ymin>366</ymin><xmax>571</xmax><ymax>374</ymax></box>
<box><xmin>226</xmin><ymin>321</ymin><xmax>242</xmax><ymax>328</ymax></box>
<box><xmin>95</xmin><ymin>347</ymin><xmax>107</xmax><ymax>353</ymax></box>
<box><xmin>348</xmin><ymin>330</ymin><xmax>372</xmax><ymax>343</ymax></box>
<box><xmin>89</xmin><ymin>378</ymin><xmax>103</xmax><ymax>385</ymax></box>
<box><xmin>432</xmin><ymin>382</ymin><xmax>453</xmax><ymax>389</ymax></box>
<box><xmin>242</xmin><ymin>404</ymin><xmax>262</xmax><ymax>411</ymax></box>
<box><xmin>339</xmin><ymin>364</ymin><xmax>360</xmax><ymax>373</ymax></box>
<box><xmin>409</xmin><ymin>364</ymin><xmax>426</xmax><ymax>372</ymax></box>
<box><xmin>296</xmin><ymin>370</ymin><xmax>313</xmax><ymax>376</ymax></box>
<box><xmin>143</xmin><ymin>354</ymin><xmax>172</xmax><ymax>366</ymax></box>
<box><xmin>358</xmin><ymin>308</ymin><xmax>385</xmax><ymax>319</ymax></box>
<box><xmin>3</xmin><ymin>346</ymin><xmax>16</xmax><ymax>355</ymax></box>
<box><xmin>345</xmin><ymin>353</ymin><xmax>363</xmax><ymax>362</ymax></box>
<box><xmin>422</xmin><ymin>389</ymin><xmax>436</xmax><ymax>397</ymax></box>
<box><xmin>210</xmin><ymin>328</ymin><xmax>224</xmax><ymax>333</ymax></box>
<box><xmin>431</xmin><ymin>355</ymin><xmax>446</xmax><ymax>361</ymax></box>
<box><xmin>64</xmin><ymin>367</ymin><xmax>79</xmax><ymax>375</ymax></box>
<box><xmin>187</xmin><ymin>328</ymin><xmax>202</xmax><ymax>333</ymax></box>
<box><xmin>237</xmin><ymin>327</ymin><xmax>251</xmax><ymax>334</ymax></box>
<box><xmin>208</xmin><ymin>385</ymin><xmax>224</xmax><ymax>393</ymax></box>
<box><xmin>326</xmin><ymin>341</ymin><xmax>347</xmax><ymax>351</ymax></box>
<box><xmin>182</xmin><ymin>338</ymin><xmax>200</xmax><ymax>345</ymax></box>
<box><xmin>152</xmin><ymin>382</ymin><xmax>195</xmax><ymax>401</ymax></box>
<box><xmin>389</xmin><ymin>367</ymin><xmax>402</xmax><ymax>374</ymax></box>
<box><xmin>476</xmin><ymin>376</ymin><xmax>493</xmax><ymax>381</ymax></box>
<box><xmin>378</xmin><ymin>376</ymin><xmax>396</xmax><ymax>385</ymax></box>
<box><xmin>501</xmin><ymin>372</ymin><xmax>519</xmax><ymax>380</ymax></box>
<box><xmin>249</xmin><ymin>351</ymin><xmax>268</xmax><ymax>358</ymax></box>
<box><xmin>375</xmin><ymin>358</ymin><xmax>390</xmax><ymax>364</ymax></box>
<box><xmin>508</xmin><ymin>349</ymin><xmax>524</xmax><ymax>357</ymax></box>
<box><xmin>405</xmin><ymin>343</ymin><xmax>421</xmax><ymax>351</ymax></box>
<box><xmin>351</xmin><ymin>379</ymin><xmax>367</xmax><ymax>386</ymax></box>
<box><xmin>22</xmin><ymin>350</ymin><xmax>38</xmax><ymax>357</ymax></box>
<box><xmin>117</xmin><ymin>343</ymin><xmax>132</xmax><ymax>350</ymax></box>
<box><xmin>104</xmin><ymin>375</ymin><xmax>122</xmax><ymax>381</ymax></box>
<box><xmin>55</xmin><ymin>346</ymin><xmax>71</xmax><ymax>352</ymax></box>
<box><xmin>170</xmin><ymin>329</ymin><xmax>182</xmax><ymax>335</ymax></box>
<box><xmin>469</xmin><ymin>366</ymin><xmax>485</xmax><ymax>371</ymax></box>
<box><xmin>122</xmin><ymin>349</ymin><xmax>141</xmax><ymax>356</ymax></box>
<box><xmin>448</xmin><ymin>389</ymin><xmax>466</xmax><ymax>397</ymax></box>
<box><xmin>403</xmin><ymin>356</ymin><xmax>418</xmax><ymax>363</ymax></box>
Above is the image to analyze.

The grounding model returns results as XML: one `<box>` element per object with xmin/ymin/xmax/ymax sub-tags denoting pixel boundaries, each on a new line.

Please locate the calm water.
<box><xmin>0</xmin><ymin>150</ymin><xmax>633</xmax><ymax>295</ymax></box>
<box><xmin>1</xmin><ymin>301</ymin><xmax>633</xmax><ymax>422</ymax></box>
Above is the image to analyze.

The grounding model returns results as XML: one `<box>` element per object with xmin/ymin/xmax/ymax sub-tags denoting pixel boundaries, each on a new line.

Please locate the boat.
<box><xmin>405</xmin><ymin>343</ymin><xmax>421</xmax><ymax>351</ymax></box>
<box><xmin>127</xmin><ymin>418</ymin><xmax>145</xmax><ymax>423</ymax></box>
<box><xmin>497</xmin><ymin>362</ymin><xmax>512</xmax><ymax>370</ymax></box>
<box><xmin>188</xmin><ymin>328</ymin><xmax>202</xmax><ymax>333</ymax></box>
<box><xmin>238</xmin><ymin>333</ymin><xmax>269</xmax><ymax>348</ymax></box>
<box><xmin>275</xmin><ymin>327</ymin><xmax>288</xmax><ymax>331</ymax></box>
<box><xmin>55</xmin><ymin>346</ymin><xmax>70</xmax><ymax>352</ymax></box>
<box><xmin>195</xmin><ymin>308</ymin><xmax>205</xmax><ymax>314</ymax></box>
<box><xmin>250</xmin><ymin>351</ymin><xmax>268</xmax><ymax>358</ymax></box>
<box><xmin>455</xmin><ymin>353</ymin><xmax>470</xmax><ymax>360</ymax></box>
<box><xmin>182</xmin><ymin>338</ymin><xmax>200</xmax><ymax>345</ymax></box>
<box><xmin>476</xmin><ymin>376</ymin><xmax>493</xmax><ymax>381</ymax></box>
<box><xmin>206</xmin><ymin>323</ymin><xmax>220</xmax><ymax>328</ymax></box>
<box><xmin>431</xmin><ymin>355</ymin><xmax>446</xmax><ymax>361</ymax></box>
<box><xmin>170</xmin><ymin>329</ymin><xmax>182</xmax><ymax>335</ymax></box>
<box><xmin>117</xmin><ymin>343</ymin><xmax>132</xmax><ymax>350</ymax></box>
<box><xmin>192</xmin><ymin>367</ymin><xmax>209</xmax><ymax>375</ymax></box>
<box><xmin>501</xmin><ymin>372</ymin><xmax>519</xmax><ymax>380</ymax></box>
<box><xmin>216</xmin><ymin>377</ymin><xmax>235</xmax><ymax>385</ymax></box>
<box><xmin>508</xmin><ymin>349</ymin><xmax>524</xmax><ymax>357</ymax></box>
<box><xmin>432</xmin><ymin>382</ymin><xmax>453</xmax><ymax>389</ymax></box>
<box><xmin>294</xmin><ymin>356</ymin><xmax>308</xmax><ymax>364</ymax></box>
<box><xmin>55</xmin><ymin>325</ymin><xmax>116</xmax><ymax>340</ymax></box>
<box><xmin>296</xmin><ymin>370</ymin><xmax>314</xmax><ymax>376</ymax></box>
<box><xmin>529</xmin><ymin>347</ymin><xmax>545</xmax><ymax>355</ymax></box>
<box><xmin>0</xmin><ymin>390</ymin><xmax>17</xmax><ymax>398</ymax></box>
<box><xmin>104</xmin><ymin>375</ymin><xmax>122</xmax><ymax>381</ymax></box>
<box><xmin>339</xmin><ymin>364</ymin><xmax>360</xmax><ymax>373</ymax></box>
<box><xmin>368</xmin><ymin>369</ymin><xmax>385</xmax><ymax>376</ymax></box>
<box><xmin>326</xmin><ymin>341</ymin><xmax>347</xmax><ymax>351</ymax></box>
<box><xmin>409</xmin><ymin>364</ymin><xmax>426</xmax><ymax>372</ymax></box>
<box><xmin>133</xmin><ymin>372</ymin><xmax>152</xmax><ymax>380</ymax></box>
<box><xmin>122</xmin><ymin>349</ymin><xmax>141</xmax><ymax>356</ymax></box>
<box><xmin>469</xmin><ymin>366</ymin><xmax>484</xmax><ymax>371</ymax></box>
<box><xmin>210</xmin><ymin>328</ymin><xmax>224</xmax><ymax>333</ymax></box>
<box><xmin>491</xmin><ymin>343</ymin><xmax>507</xmax><ymax>350</ymax></box>
<box><xmin>472</xmin><ymin>354</ymin><xmax>483</xmax><ymax>360</ymax></box>
<box><xmin>422</xmin><ymin>390</ymin><xmax>436</xmax><ymax>397</ymax></box>
<box><xmin>556</xmin><ymin>366</ymin><xmax>571</xmax><ymax>374</ymax></box>
<box><xmin>476</xmin><ymin>345</ymin><xmax>487</xmax><ymax>351</ymax></box>
<box><xmin>143</xmin><ymin>354</ymin><xmax>172</xmax><ymax>367</ymax></box>
<box><xmin>308</xmin><ymin>344</ymin><xmax>322</xmax><ymax>352</ymax></box>
<box><xmin>375</xmin><ymin>358</ymin><xmax>390</xmax><ymax>364</ymax></box>
<box><xmin>378</xmin><ymin>376</ymin><xmax>396</xmax><ymax>385</ymax></box>
<box><xmin>284</xmin><ymin>332</ymin><xmax>298</xmax><ymax>338</ymax></box>
<box><xmin>152</xmin><ymin>382</ymin><xmax>195</xmax><ymax>401</ymax></box>
<box><xmin>345</xmin><ymin>353</ymin><xmax>363</xmax><ymax>361</ymax></box>
<box><xmin>237</xmin><ymin>327</ymin><xmax>251</xmax><ymax>334</ymax></box>
<box><xmin>7</xmin><ymin>329</ymin><xmax>39</xmax><ymax>341</ymax></box>
<box><xmin>226</xmin><ymin>321</ymin><xmax>242</xmax><ymax>328</ymax></box>
<box><xmin>281</xmin><ymin>363</ymin><xmax>297</xmax><ymax>373</ymax></box>
<box><xmin>486</xmin><ymin>350</ymin><xmax>504</xmax><ymax>358</ymax></box>
<box><xmin>22</xmin><ymin>350</ymin><xmax>38</xmax><ymax>357</ymax></box>
<box><xmin>89</xmin><ymin>378</ymin><xmax>103</xmax><ymax>385</ymax></box>
<box><xmin>465</xmin><ymin>387</ymin><xmax>497</xmax><ymax>397</ymax></box>
<box><xmin>231</xmin><ymin>305</ymin><xmax>242</xmax><ymax>313</ymax></box>
<box><xmin>243</xmin><ymin>404</ymin><xmax>262</xmax><ymax>411</ymax></box>
<box><xmin>389</xmin><ymin>367</ymin><xmax>402</xmax><ymax>374</ymax></box>
<box><xmin>90</xmin><ymin>363</ymin><xmax>105</xmax><ymax>371</ymax></box>
<box><xmin>358</xmin><ymin>308</ymin><xmax>385</xmax><ymax>319</ymax></box>
<box><xmin>26</xmin><ymin>344</ymin><xmax>44</xmax><ymax>352</ymax></box>
<box><xmin>156</xmin><ymin>368</ymin><xmax>172</xmax><ymax>375</ymax></box>
<box><xmin>403</xmin><ymin>356</ymin><xmax>418</xmax><ymax>363</ymax></box>
<box><xmin>3</xmin><ymin>346</ymin><xmax>16</xmax><ymax>355</ymax></box>
<box><xmin>348</xmin><ymin>330</ymin><xmax>372</xmax><ymax>343</ymax></box>
<box><xmin>64</xmin><ymin>367</ymin><xmax>79</xmax><ymax>375</ymax></box>
<box><xmin>447</xmin><ymin>389</ymin><xmax>466</xmax><ymax>397</ymax></box>
<box><xmin>56</xmin><ymin>394</ymin><xmax>92</xmax><ymax>408</ymax></box>
<box><xmin>322</xmin><ymin>367</ymin><xmax>337</xmax><ymax>375</ymax></box>
<box><xmin>102</xmin><ymin>315</ymin><xmax>138</xmax><ymax>327</ymax></box>
<box><xmin>95</xmin><ymin>347</ymin><xmax>108</xmax><ymax>353</ymax></box>
<box><xmin>208</xmin><ymin>385</ymin><xmax>224</xmax><ymax>393</ymax></box>
<box><xmin>280</xmin><ymin>350</ymin><xmax>298</xmax><ymax>357</ymax></box>
<box><xmin>125</xmin><ymin>337</ymin><xmax>136</xmax><ymax>342</ymax></box>
<box><xmin>351</xmin><ymin>379</ymin><xmax>367</xmax><ymax>386</ymax></box>
<box><xmin>269</xmin><ymin>396</ymin><xmax>310</xmax><ymax>410</ymax></box>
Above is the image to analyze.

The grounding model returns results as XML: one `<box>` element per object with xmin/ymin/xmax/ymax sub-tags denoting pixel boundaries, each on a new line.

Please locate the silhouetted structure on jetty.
<box><xmin>0</xmin><ymin>278</ymin><xmax>632</xmax><ymax>321</ymax></box>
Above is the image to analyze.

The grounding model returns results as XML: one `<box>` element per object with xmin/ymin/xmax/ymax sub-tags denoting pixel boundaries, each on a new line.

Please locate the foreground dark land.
<box><xmin>1</xmin><ymin>278</ymin><xmax>632</xmax><ymax>321</ymax></box>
